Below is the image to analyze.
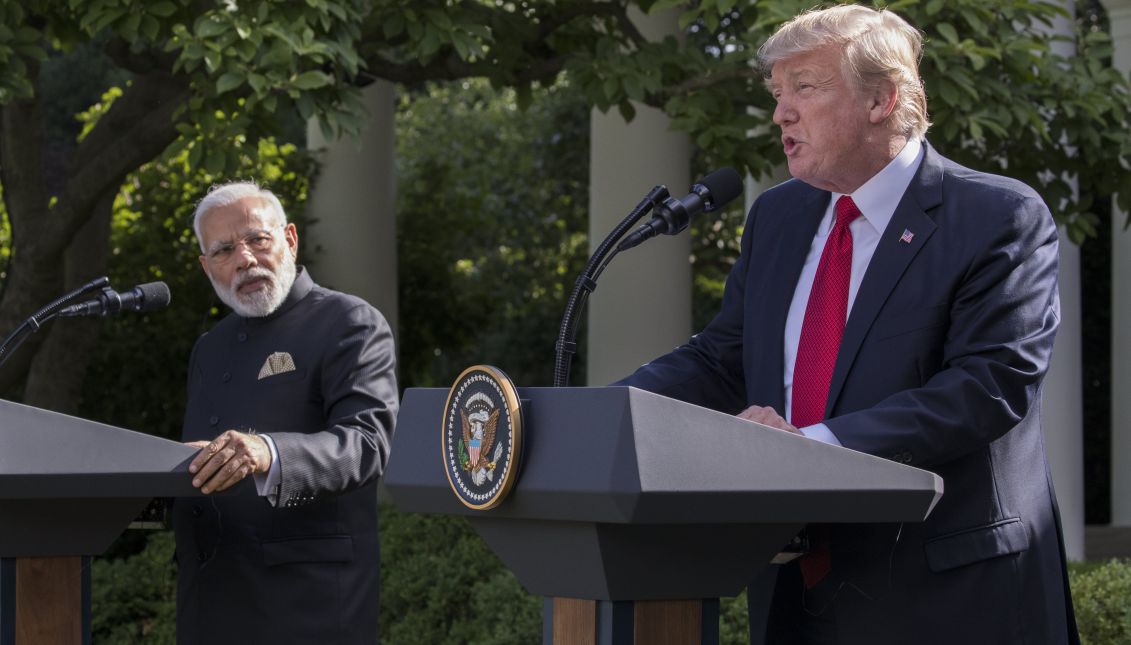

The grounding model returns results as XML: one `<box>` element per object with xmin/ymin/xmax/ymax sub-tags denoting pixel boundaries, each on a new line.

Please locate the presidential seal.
<box><xmin>442</xmin><ymin>365</ymin><xmax>524</xmax><ymax>510</ymax></box>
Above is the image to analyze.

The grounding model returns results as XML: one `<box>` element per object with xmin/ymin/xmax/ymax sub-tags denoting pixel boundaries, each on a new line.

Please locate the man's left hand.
<box><xmin>187</xmin><ymin>429</ymin><xmax>272</xmax><ymax>494</ymax></box>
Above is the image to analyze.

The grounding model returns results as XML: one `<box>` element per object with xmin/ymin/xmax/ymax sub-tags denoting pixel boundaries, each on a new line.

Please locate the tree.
<box><xmin>3</xmin><ymin>0</ymin><xmax>1128</xmax><ymax>414</ymax></box>
<box><xmin>396</xmin><ymin>79</ymin><xmax>590</xmax><ymax>388</ymax></box>
<box><xmin>0</xmin><ymin>0</ymin><xmax>367</xmax><ymax>409</ymax></box>
<box><xmin>353</xmin><ymin>0</ymin><xmax>1131</xmax><ymax>243</ymax></box>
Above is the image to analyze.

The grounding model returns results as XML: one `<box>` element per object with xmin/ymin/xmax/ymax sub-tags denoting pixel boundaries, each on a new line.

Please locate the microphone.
<box><xmin>616</xmin><ymin>167</ymin><xmax>743</xmax><ymax>251</ymax></box>
<box><xmin>57</xmin><ymin>282</ymin><xmax>171</xmax><ymax>317</ymax></box>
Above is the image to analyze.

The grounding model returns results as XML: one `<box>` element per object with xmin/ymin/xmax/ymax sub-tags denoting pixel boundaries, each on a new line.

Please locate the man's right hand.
<box><xmin>736</xmin><ymin>404</ymin><xmax>802</xmax><ymax>435</ymax></box>
<box><xmin>186</xmin><ymin>429</ymin><xmax>272</xmax><ymax>494</ymax></box>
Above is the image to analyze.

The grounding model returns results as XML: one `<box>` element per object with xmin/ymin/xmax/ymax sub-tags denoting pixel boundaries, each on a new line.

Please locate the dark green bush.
<box><xmin>90</xmin><ymin>531</ymin><xmax>176</xmax><ymax>644</ymax></box>
<box><xmin>377</xmin><ymin>504</ymin><xmax>541</xmax><ymax>645</ymax></box>
<box><xmin>92</xmin><ymin>519</ymin><xmax>1129</xmax><ymax>645</ymax></box>
<box><xmin>1070</xmin><ymin>558</ymin><xmax>1131</xmax><ymax>645</ymax></box>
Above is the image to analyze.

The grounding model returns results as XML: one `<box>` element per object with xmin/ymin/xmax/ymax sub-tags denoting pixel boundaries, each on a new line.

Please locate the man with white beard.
<box><xmin>172</xmin><ymin>181</ymin><xmax>398</xmax><ymax>644</ymax></box>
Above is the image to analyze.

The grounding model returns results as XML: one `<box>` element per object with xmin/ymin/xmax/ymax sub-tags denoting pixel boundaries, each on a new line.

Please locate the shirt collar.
<box><xmin>828</xmin><ymin>137</ymin><xmax>923</xmax><ymax>235</ymax></box>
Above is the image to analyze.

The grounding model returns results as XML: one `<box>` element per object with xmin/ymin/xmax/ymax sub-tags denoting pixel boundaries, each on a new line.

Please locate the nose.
<box><xmin>234</xmin><ymin>243</ymin><xmax>258</xmax><ymax>269</ymax></box>
<box><xmin>772</xmin><ymin>98</ymin><xmax>795</xmax><ymax>126</ymax></box>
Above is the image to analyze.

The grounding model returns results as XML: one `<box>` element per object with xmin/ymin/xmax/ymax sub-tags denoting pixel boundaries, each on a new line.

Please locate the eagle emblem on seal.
<box><xmin>460</xmin><ymin>398</ymin><xmax>502</xmax><ymax>485</ymax></box>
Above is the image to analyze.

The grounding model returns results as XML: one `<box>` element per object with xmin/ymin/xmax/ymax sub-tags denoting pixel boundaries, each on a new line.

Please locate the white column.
<box><xmin>1101</xmin><ymin>0</ymin><xmax>1131</xmax><ymax>526</ymax></box>
<box><xmin>1038</xmin><ymin>2</ymin><xmax>1085</xmax><ymax>560</ymax></box>
<box><xmin>1044</xmin><ymin>232</ymin><xmax>1085</xmax><ymax>559</ymax></box>
<box><xmin>304</xmin><ymin>81</ymin><xmax>399</xmax><ymax>338</ymax></box>
<box><xmin>586</xmin><ymin>10</ymin><xmax>692</xmax><ymax>386</ymax></box>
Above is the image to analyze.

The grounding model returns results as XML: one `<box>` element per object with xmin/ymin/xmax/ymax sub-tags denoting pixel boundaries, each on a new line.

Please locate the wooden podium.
<box><xmin>384</xmin><ymin>386</ymin><xmax>943</xmax><ymax>645</ymax></box>
<box><xmin>0</xmin><ymin>399</ymin><xmax>205</xmax><ymax>644</ymax></box>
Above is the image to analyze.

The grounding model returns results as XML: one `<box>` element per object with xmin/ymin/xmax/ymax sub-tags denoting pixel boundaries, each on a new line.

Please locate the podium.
<box><xmin>385</xmin><ymin>386</ymin><xmax>943</xmax><ymax>644</ymax></box>
<box><xmin>0</xmin><ymin>399</ymin><xmax>203</xmax><ymax>644</ymax></box>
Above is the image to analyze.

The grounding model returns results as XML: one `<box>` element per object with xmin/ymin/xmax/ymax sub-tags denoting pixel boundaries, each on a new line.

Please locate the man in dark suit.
<box><xmin>617</xmin><ymin>5</ymin><xmax>1078</xmax><ymax>644</ymax></box>
<box><xmin>173</xmin><ymin>181</ymin><xmax>398</xmax><ymax>644</ymax></box>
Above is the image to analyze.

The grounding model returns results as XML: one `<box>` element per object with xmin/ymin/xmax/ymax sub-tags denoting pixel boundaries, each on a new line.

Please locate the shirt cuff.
<box><xmin>799</xmin><ymin>422</ymin><xmax>842</xmax><ymax>446</ymax></box>
<box><xmin>252</xmin><ymin>433</ymin><xmax>281</xmax><ymax>503</ymax></box>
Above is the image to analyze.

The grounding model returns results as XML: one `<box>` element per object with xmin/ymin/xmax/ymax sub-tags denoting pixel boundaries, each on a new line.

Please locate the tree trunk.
<box><xmin>0</xmin><ymin>62</ymin><xmax>189</xmax><ymax>400</ymax></box>
<box><xmin>0</xmin><ymin>59</ymin><xmax>65</xmax><ymax>398</ymax></box>
<box><xmin>23</xmin><ymin>191</ymin><xmax>113</xmax><ymax>413</ymax></box>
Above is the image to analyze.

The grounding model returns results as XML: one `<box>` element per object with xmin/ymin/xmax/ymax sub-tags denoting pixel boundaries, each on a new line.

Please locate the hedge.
<box><xmin>90</xmin><ymin>507</ymin><xmax>1130</xmax><ymax>644</ymax></box>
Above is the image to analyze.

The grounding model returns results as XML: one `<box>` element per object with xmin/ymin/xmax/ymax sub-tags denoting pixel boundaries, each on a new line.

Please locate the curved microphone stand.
<box><xmin>552</xmin><ymin>186</ymin><xmax>670</xmax><ymax>387</ymax></box>
<box><xmin>0</xmin><ymin>276</ymin><xmax>110</xmax><ymax>369</ymax></box>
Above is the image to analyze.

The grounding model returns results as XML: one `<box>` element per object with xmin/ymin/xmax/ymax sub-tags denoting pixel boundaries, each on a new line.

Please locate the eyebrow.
<box><xmin>206</xmin><ymin>227</ymin><xmax>275</xmax><ymax>254</ymax></box>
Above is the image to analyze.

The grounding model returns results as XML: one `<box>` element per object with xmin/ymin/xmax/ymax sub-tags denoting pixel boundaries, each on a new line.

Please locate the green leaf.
<box><xmin>187</xmin><ymin>141</ymin><xmax>203</xmax><ymax>169</ymax></box>
<box><xmin>936</xmin><ymin>23</ymin><xmax>958</xmax><ymax>45</ymax></box>
<box><xmin>247</xmin><ymin>73</ymin><xmax>267</xmax><ymax>94</ymax></box>
<box><xmin>216</xmin><ymin>71</ymin><xmax>244</xmax><ymax>95</ymax></box>
<box><xmin>617</xmin><ymin>101</ymin><xmax>636</xmax><ymax>123</ymax></box>
<box><xmin>205</xmin><ymin>147</ymin><xmax>226</xmax><ymax>175</ymax></box>
<box><xmin>140</xmin><ymin>16</ymin><xmax>160</xmax><ymax>42</ymax></box>
<box><xmin>195</xmin><ymin>16</ymin><xmax>229</xmax><ymax>39</ymax></box>
<box><xmin>148</xmin><ymin>1</ymin><xmax>178</xmax><ymax>18</ymax></box>
<box><xmin>295</xmin><ymin>92</ymin><xmax>315</xmax><ymax>121</ymax></box>
<box><xmin>602</xmin><ymin>77</ymin><xmax>619</xmax><ymax>102</ymax></box>
<box><xmin>623</xmin><ymin>75</ymin><xmax>644</xmax><ymax>102</ymax></box>
<box><xmin>202</xmin><ymin>50</ymin><xmax>221</xmax><ymax>73</ymax></box>
<box><xmin>291</xmin><ymin>70</ymin><xmax>332</xmax><ymax>90</ymax></box>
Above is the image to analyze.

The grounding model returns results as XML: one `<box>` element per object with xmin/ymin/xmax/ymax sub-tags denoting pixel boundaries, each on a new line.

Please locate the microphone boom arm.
<box><xmin>553</xmin><ymin>185</ymin><xmax>670</xmax><ymax>387</ymax></box>
<box><xmin>0</xmin><ymin>276</ymin><xmax>111</xmax><ymax>370</ymax></box>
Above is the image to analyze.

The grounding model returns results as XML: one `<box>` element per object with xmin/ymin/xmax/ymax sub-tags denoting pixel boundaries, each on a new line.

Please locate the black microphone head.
<box><xmin>695</xmin><ymin>167</ymin><xmax>743</xmax><ymax>212</ymax></box>
<box><xmin>132</xmin><ymin>281</ymin><xmax>171</xmax><ymax>312</ymax></box>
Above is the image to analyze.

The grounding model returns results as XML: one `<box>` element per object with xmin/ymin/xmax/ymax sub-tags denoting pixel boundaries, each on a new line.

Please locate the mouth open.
<box><xmin>782</xmin><ymin>136</ymin><xmax>799</xmax><ymax>155</ymax></box>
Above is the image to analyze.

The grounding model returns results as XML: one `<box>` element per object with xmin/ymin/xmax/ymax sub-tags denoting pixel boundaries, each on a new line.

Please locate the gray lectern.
<box><xmin>385</xmin><ymin>386</ymin><xmax>943</xmax><ymax>645</ymax></box>
<box><xmin>0</xmin><ymin>399</ymin><xmax>204</xmax><ymax>645</ymax></box>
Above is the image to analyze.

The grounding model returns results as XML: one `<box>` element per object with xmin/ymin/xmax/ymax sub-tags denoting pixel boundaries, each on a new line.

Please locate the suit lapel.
<box><xmin>825</xmin><ymin>145</ymin><xmax>945</xmax><ymax>416</ymax></box>
<box><xmin>747</xmin><ymin>187</ymin><xmax>828</xmax><ymax>413</ymax></box>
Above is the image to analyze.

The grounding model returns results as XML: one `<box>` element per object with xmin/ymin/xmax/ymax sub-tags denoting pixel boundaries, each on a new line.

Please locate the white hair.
<box><xmin>192</xmin><ymin>181</ymin><xmax>288</xmax><ymax>252</ymax></box>
<box><xmin>758</xmin><ymin>4</ymin><xmax>930</xmax><ymax>139</ymax></box>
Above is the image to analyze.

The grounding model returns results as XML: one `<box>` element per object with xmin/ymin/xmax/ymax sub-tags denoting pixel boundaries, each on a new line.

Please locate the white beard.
<box><xmin>211</xmin><ymin>252</ymin><xmax>297</xmax><ymax>318</ymax></box>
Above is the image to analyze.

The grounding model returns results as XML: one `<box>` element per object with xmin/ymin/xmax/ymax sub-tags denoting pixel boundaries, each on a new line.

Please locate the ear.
<box><xmin>867</xmin><ymin>80</ymin><xmax>899</xmax><ymax>125</ymax></box>
<box><xmin>283</xmin><ymin>222</ymin><xmax>299</xmax><ymax>259</ymax></box>
<box><xmin>199</xmin><ymin>254</ymin><xmax>212</xmax><ymax>280</ymax></box>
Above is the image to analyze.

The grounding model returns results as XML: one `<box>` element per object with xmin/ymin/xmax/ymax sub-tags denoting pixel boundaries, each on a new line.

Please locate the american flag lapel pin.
<box><xmin>899</xmin><ymin>228</ymin><xmax>915</xmax><ymax>244</ymax></box>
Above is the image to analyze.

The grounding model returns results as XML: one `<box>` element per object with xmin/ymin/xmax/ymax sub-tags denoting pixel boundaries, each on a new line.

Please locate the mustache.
<box><xmin>232</xmin><ymin>267</ymin><xmax>276</xmax><ymax>290</ymax></box>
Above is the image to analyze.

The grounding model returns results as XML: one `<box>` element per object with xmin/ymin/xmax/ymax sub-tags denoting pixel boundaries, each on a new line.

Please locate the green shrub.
<box><xmin>377</xmin><ymin>504</ymin><xmax>541</xmax><ymax>645</ymax></box>
<box><xmin>90</xmin><ymin>531</ymin><xmax>176</xmax><ymax>645</ymax></box>
<box><xmin>1070</xmin><ymin>559</ymin><xmax>1131</xmax><ymax>645</ymax></box>
<box><xmin>92</xmin><ymin>522</ymin><xmax>1131</xmax><ymax>645</ymax></box>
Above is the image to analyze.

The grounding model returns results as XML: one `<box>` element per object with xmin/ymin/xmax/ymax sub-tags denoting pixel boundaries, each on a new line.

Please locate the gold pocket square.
<box><xmin>258</xmin><ymin>352</ymin><xmax>297</xmax><ymax>380</ymax></box>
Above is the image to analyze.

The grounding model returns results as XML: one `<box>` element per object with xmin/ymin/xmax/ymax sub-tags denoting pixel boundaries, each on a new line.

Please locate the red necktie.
<box><xmin>792</xmin><ymin>195</ymin><xmax>861</xmax><ymax>587</ymax></box>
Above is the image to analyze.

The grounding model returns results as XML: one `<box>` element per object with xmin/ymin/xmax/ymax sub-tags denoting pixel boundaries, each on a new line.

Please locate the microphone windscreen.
<box><xmin>136</xmin><ymin>281</ymin><xmax>172</xmax><ymax>311</ymax></box>
<box><xmin>698</xmin><ymin>167</ymin><xmax>743</xmax><ymax>210</ymax></box>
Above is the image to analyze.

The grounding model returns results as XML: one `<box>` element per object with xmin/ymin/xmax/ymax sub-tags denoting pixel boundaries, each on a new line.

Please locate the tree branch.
<box><xmin>49</xmin><ymin>68</ymin><xmax>191</xmax><ymax>252</ymax></box>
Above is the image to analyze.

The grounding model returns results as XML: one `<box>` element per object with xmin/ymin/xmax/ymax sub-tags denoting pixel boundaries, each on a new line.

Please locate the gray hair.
<box><xmin>758</xmin><ymin>4</ymin><xmax>930</xmax><ymax>139</ymax></box>
<box><xmin>192</xmin><ymin>181</ymin><xmax>288</xmax><ymax>252</ymax></box>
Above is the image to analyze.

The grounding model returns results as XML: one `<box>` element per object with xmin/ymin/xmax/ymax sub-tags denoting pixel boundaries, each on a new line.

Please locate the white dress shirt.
<box><xmin>784</xmin><ymin>138</ymin><xmax>925</xmax><ymax>444</ymax></box>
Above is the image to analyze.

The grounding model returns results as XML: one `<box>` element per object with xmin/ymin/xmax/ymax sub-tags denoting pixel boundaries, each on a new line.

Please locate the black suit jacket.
<box><xmin>620</xmin><ymin>145</ymin><xmax>1078</xmax><ymax>644</ymax></box>
<box><xmin>173</xmin><ymin>268</ymin><xmax>398</xmax><ymax>644</ymax></box>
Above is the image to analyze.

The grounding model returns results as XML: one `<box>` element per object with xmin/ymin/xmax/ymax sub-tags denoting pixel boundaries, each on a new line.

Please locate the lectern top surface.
<box><xmin>385</xmin><ymin>387</ymin><xmax>943</xmax><ymax>524</ymax></box>
<box><xmin>0</xmin><ymin>399</ymin><xmax>201</xmax><ymax>497</ymax></box>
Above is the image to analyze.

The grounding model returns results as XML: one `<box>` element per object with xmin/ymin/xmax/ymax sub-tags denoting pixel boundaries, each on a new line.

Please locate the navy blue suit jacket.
<box><xmin>619</xmin><ymin>145</ymin><xmax>1078</xmax><ymax>644</ymax></box>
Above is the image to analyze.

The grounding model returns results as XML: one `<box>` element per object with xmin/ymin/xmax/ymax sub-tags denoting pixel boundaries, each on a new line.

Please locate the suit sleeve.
<box><xmin>828</xmin><ymin>190</ymin><xmax>1060</xmax><ymax>467</ymax></box>
<box><xmin>268</xmin><ymin>303</ymin><xmax>399</xmax><ymax>507</ymax></box>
